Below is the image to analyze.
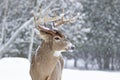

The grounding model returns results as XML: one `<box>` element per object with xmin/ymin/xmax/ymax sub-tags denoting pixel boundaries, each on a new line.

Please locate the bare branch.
<box><xmin>0</xmin><ymin>17</ymin><xmax>34</xmax><ymax>56</ymax></box>
<box><xmin>0</xmin><ymin>0</ymin><xmax>57</xmax><ymax>57</ymax></box>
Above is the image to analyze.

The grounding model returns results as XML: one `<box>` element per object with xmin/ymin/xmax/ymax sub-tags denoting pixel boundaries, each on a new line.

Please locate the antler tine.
<box><xmin>54</xmin><ymin>15</ymin><xmax>79</xmax><ymax>27</ymax></box>
<box><xmin>32</xmin><ymin>12</ymin><xmax>36</xmax><ymax>24</ymax></box>
<box><xmin>32</xmin><ymin>11</ymin><xmax>57</xmax><ymax>36</ymax></box>
<box><xmin>53</xmin><ymin>9</ymin><xmax>69</xmax><ymax>27</ymax></box>
<box><xmin>53</xmin><ymin>9</ymin><xmax>79</xmax><ymax>27</ymax></box>
<box><xmin>33</xmin><ymin>9</ymin><xmax>62</xmax><ymax>26</ymax></box>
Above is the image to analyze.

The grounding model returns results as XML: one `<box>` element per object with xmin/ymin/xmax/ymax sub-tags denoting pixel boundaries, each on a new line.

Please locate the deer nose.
<box><xmin>71</xmin><ymin>46</ymin><xmax>75</xmax><ymax>50</ymax></box>
<box><xmin>66</xmin><ymin>42</ymin><xmax>75</xmax><ymax>50</ymax></box>
<box><xmin>66</xmin><ymin>44</ymin><xmax>75</xmax><ymax>52</ymax></box>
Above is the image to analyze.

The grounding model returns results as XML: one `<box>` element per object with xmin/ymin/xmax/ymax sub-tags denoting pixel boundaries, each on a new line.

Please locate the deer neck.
<box><xmin>34</xmin><ymin>41</ymin><xmax>60</xmax><ymax>78</ymax></box>
<box><xmin>36</xmin><ymin>41</ymin><xmax>59</xmax><ymax>58</ymax></box>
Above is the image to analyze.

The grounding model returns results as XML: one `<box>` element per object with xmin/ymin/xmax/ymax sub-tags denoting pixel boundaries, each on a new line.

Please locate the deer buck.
<box><xmin>30</xmin><ymin>11</ymin><xmax>75</xmax><ymax>80</ymax></box>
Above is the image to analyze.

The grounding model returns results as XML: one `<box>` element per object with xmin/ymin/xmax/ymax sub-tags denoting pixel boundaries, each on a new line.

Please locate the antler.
<box><xmin>32</xmin><ymin>10</ymin><xmax>61</xmax><ymax>26</ymax></box>
<box><xmin>54</xmin><ymin>11</ymin><xmax>79</xmax><ymax>27</ymax></box>
<box><xmin>53</xmin><ymin>16</ymin><xmax>74</xmax><ymax>27</ymax></box>
<box><xmin>32</xmin><ymin>9</ymin><xmax>78</xmax><ymax>32</ymax></box>
<box><xmin>32</xmin><ymin>10</ymin><xmax>60</xmax><ymax>34</ymax></box>
<box><xmin>53</xmin><ymin>9</ymin><xmax>79</xmax><ymax>27</ymax></box>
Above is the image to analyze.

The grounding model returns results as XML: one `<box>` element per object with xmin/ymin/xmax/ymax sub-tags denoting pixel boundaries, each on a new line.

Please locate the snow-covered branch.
<box><xmin>0</xmin><ymin>0</ymin><xmax>57</xmax><ymax>57</ymax></box>
<box><xmin>0</xmin><ymin>17</ymin><xmax>34</xmax><ymax>56</ymax></box>
<box><xmin>28</xmin><ymin>26</ymin><xmax>34</xmax><ymax>61</ymax></box>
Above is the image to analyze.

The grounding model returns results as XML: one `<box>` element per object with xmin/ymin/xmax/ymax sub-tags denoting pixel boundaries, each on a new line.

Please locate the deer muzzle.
<box><xmin>65</xmin><ymin>42</ymin><xmax>75</xmax><ymax>52</ymax></box>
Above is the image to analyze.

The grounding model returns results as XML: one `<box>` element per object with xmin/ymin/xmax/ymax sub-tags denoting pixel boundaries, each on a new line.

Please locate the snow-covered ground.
<box><xmin>0</xmin><ymin>57</ymin><xmax>31</xmax><ymax>80</ymax></box>
<box><xmin>0</xmin><ymin>57</ymin><xmax>120</xmax><ymax>80</ymax></box>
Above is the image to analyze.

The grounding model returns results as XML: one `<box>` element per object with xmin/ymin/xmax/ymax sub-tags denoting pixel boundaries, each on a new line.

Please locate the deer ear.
<box><xmin>36</xmin><ymin>25</ymin><xmax>56</xmax><ymax>41</ymax></box>
<box><xmin>39</xmin><ymin>30</ymin><xmax>51</xmax><ymax>41</ymax></box>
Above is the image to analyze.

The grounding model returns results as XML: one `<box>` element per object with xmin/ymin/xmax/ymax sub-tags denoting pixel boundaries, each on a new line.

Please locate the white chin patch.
<box><xmin>68</xmin><ymin>49</ymin><xmax>74</xmax><ymax>52</ymax></box>
<box><xmin>54</xmin><ymin>51</ymin><xmax>62</xmax><ymax>57</ymax></box>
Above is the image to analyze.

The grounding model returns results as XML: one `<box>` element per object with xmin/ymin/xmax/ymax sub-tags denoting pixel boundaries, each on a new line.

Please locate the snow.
<box><xmin>0</xmin><ymin>57</ymin><xmax>31</xmax><ymax>80</ymax></box>
<box><xmin>0</xmin><ymin>57</ymin><xmax>120</xmax><ymax>80</ymax></box>
<box><xmin>62</xmin><ymin>69</ymin><xmax>120</xmax><ymax>80</ymax></box>
<box><xmin>65</xmin><ymin>59</ymin><xmax>75</xmax><ymax>68</ymax></box>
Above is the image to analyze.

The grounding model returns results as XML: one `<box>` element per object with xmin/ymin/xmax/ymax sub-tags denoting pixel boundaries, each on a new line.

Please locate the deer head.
<box><xmin>36</xmin><ymin>25</ymin><xmax>74</xmax><ymax>53</ymax></box>
<box><xmin>33</xmin><ymin>10</ymin><xmax>75</xmax><ymax>53</ymax></box>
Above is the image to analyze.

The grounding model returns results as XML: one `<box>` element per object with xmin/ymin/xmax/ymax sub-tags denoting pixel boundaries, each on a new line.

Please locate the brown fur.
<box><xmin>30</xmin><ymin>47</ymin><xmax>64</xmax><ymax>80</ymax></box>
<box><xmin>31</xmin><ymin>12</ymin><xmax>74</xmax><ymax>80</ymax></box>
<box><xmin>30</xmin><ymin>30</ymin><xmax>68</xmax><ymax>80</ymax></box>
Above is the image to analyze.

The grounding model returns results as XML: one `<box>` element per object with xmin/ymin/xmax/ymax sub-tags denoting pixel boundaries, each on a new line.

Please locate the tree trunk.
<box><xmin>34</xmin><ymin>0</ymin><xmax>37</xmax><ymax>6</ymax></box>
<box><xmin>1</xmin><ymin>0</ymin><xmax>9</xmax><ymax>45</ymax></box>
<box><xmin>103</xmin><ymin>52</ymin><xmax>110</xmax><ymax>70</ymax></box>
<box><xmin>97</xmin><ymin>57</ymin><xmax>102</xmax><ymax>70</ymax></box>
<box><xmin>74</xmin><ymin>58</ymin><xmax>77</xmax><ymax>68</ymax></box>
<box><xmin>28</xmin><ymin>26</ymin><xmax>34</xmax><ymax>61</ymax></box>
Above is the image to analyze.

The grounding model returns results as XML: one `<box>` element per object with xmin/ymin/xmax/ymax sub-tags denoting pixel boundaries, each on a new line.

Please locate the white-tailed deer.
<box><xmin>30</xmin><ymin>11</ymin><xmax>75</xmax><ymax>80</ymax></box>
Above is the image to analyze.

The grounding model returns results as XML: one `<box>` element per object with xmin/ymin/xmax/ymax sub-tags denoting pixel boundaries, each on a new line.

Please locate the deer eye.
<box><xmin>54</xmin><ymin>36</ymin><xmax>60</xmax><ymax>40</ymax></box>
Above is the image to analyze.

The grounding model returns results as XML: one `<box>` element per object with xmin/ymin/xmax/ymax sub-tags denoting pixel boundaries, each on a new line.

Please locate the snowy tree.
<box><xmin>0</xmin><ymin>0</ymin><xmax>120</xmax><ymax>70</ymax></box>
<box><xmin>79</xmin><ymin>0</ymin><xmax>120</xmax><ymax>70</ymax></box>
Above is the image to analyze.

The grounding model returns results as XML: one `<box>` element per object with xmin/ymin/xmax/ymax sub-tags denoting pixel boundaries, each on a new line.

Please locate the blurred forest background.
<box><xmin>0</xmin><ymin>0</ymin><xmax>120</xmax><ymax>71</ymax></box>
